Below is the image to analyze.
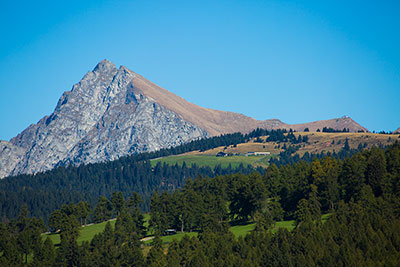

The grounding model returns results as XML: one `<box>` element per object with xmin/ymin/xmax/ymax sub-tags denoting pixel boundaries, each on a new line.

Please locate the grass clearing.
<box><xmin>321</xmin><ymin>213</ymin><xmax>331</xmax><ymax>222</ymax></box>
<box><xmin>230</xmin><ymin>219</ymin><xmax>296</xmax><ymax>238</ymax></box>
<box><xmin>44</xmin><ymin>213</ymin><xmax>151</xmax><ymax>246</ymax></box>
<box><xmin>230</xmin><ymin>223</ymin><xmax>256</xmax><ymax>238</ymax></box>
<box><xmin>274</xmin><ymin>219</ymin><xmax>296</xmax><ymax>231</ymax></box>
<box><xmin>44</xmin><ymin>219</ymin><xmax>117</xmax><ymax>246</ymax></box>
<box><xmin>151</xmin><ymin>154</ymin><xmax>271</xmax><ymax>169</ymax></box>
<box><xmin>184</xmin><ymin>142</ymin><xmax>281</xmax><ymax>156</ymax></box>
<box><xmin>78</xmin><ymin>219</ymin><xmax>117</xmax><ymax>244</ymax></box>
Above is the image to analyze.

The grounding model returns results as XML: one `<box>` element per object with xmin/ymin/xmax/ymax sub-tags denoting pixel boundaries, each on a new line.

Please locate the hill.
<box><xmin>151</xmin><ymin>132</ymin><xmax>399</xmax><ymax>167</ymax></box>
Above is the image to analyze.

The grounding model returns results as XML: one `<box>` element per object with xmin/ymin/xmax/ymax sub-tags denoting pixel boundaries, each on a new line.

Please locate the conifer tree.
<box><xmin>146</xmin><ymin>235</ymin><xmax>167</xmax><ymax>267</ymax></box>
<box><xmin>93</xmin><ymin>196</ymin><xmax>113</xmax><ymax>223</ymax></box>
<box><xmin>111</xmin><ymin>191</ymin><xmax>125</xmax><ymax>217</ymax></box>
<box><xmin>76</xmin><ymin>201</ymin><xmax>91</xmax><ymax>226</ymax></box>
<box><xmin>33</xmin><ymin>237</ymin><xmax>56</xmax><ymax>267</ymax></box>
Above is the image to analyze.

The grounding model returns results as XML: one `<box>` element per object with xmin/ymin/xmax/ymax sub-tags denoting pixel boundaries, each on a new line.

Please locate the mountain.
<box><xmin>282</xmin><ymin>116</ymin><xmax>368</xmax><ymax>133</ymax></box>
<box><xmin>0</xmin><ymin>60</ymin><xmax>368</xmax><ymax>178</ymax></box>
<box><xmin>395</xmin><ymin>127</ymin><xmax>400</xmax><ymax>133</ymax></box>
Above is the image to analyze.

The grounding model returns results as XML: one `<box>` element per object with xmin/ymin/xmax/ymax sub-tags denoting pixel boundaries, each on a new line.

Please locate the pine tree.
<box><xmin>146</xmin><ymin>235</ymin><xmax>167</xmax><ymax>266</ymax></box>
<box><xmin>33</xmin><ymin>237</ymin><xmax>56</xmax><ymax>266</ymax></box>
<box><xmin>56</xmin><ymin>237</ymin><xmax>81</xmax><ymax>267</ymax></box>
<box><xmin>365</xmin><ymin>147</ymin><xmax>387</xmax><ymax>196</ymax></box>
<box><xmin>111</xmin><ymin>191</ymin><xmax>125</xmax><ymax>217</ymax></box>
<box><xmin>92</xmin><ymin>196</ymin><xmax>113</xmax><ymax>223</ymax></box>
<box><xmin>76</xmin><ymin>201</ymin><xmax>91</xmax><ymax>226</ymax></box>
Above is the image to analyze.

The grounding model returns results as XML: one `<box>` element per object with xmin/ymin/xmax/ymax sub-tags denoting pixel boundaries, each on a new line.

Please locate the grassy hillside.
<box><xmin>44</xmin><ymin>214</ymin><xmax>151</xmax><ymax>246</ymax></box>
<box><xmin>44</xmin><ymin>219</ymin><xmax>117</xmax><ymax>246</ymax></box>
<box><xmin>184</xmin><ymin>132</ymin><xmax>399</xmax><ymax>157</ymax></box>
<box><xmin>150</xmin><ymin>132</ymin><xmax>399</xmax><ymax>169</ymax></box>
<box><xmin>293</xmin><ymin>132</ymin><xmax>399</xmax><ymax>156</ymax></box>
<box><xmin>151</xmin><ymin>154</ymin><xmax>272</xmax><ymax>168</ymax></box>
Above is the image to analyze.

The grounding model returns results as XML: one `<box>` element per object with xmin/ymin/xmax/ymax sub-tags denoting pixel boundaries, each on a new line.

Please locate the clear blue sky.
<box><xmin>1</xmin><ymin>0</ymin><xmax>399</xmax><ymax>141</ymax></box>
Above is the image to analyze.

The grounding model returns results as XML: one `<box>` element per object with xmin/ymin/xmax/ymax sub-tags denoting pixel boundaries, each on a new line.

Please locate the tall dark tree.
<box><xmin>33</xmin><ymin>237</ymin><xmax>56</xmax><ymax>267</ymax></box>
<box><xmin>339</xmin><ymin>153</ymin><xmax>367</xmax><ymax>201</ymax></box>
<box><xmin>229</xmin><ymin>173</ymin><xmax>267</xmax><ymax>221</ymax></box>
<box><xmin>146</xmin><ymin>235</ymin><xmax>167</xmax><ymax>266</ymax></box>
<box><xmin>111</xmin><ymin>191</ymin><xmax>125</xmax><ymax>217</ymax></box>
<box><xmin>56</xmin><ymin>237</ymin><xmax>81</xmax><ymax>267</ymax></box>
<box><xmin>264</xmin><ymin>163</ymin><xmax>281</xmax><ymax>197</ymax></box>
<box><xmin>76</xmin><ymin>201</ymin><xmax>91</xmax><ymax>226</ymax></box>
<box><xmin>92</xmin><ymin>196</ymin><xmax>113</xmax><ymax>223</ymax></box>
<box><xmin>15</xmin><ymin>206</ymin><xmax>45</xmax><ymax>264</ymax></box>
<box><xmin>365</xmin><ymin>147</ymin><xmax>387</xmax><ymax>196</ymax></box>
<box><xmin>127</xmin><ymin>191</ymin><xmax>142</xmax><ymax>210</ymax></box>
<box><xmin>318</xmin><ymin>157</ymin><xmax>340</xmax><ymax>211</ymax></box>
<box><xmin>149</xmin><ymin>191</ymin><xmax>169</xmax><ymax>235</ymax></box>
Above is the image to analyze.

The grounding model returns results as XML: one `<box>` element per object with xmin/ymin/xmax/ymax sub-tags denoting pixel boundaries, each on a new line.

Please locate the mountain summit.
<box><xmin>0</xmin><ymin>60</ymin><xmax>368</xmax><ymax>178</ymax></box>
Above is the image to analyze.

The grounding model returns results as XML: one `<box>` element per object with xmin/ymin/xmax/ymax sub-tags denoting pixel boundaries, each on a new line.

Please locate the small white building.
<box><xmin>245</xmin><ymin>152</ymin><xmax>270</xmax><ymax>156</ymax></box>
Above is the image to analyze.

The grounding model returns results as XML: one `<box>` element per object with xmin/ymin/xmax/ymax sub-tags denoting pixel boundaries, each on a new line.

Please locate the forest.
<box><xmin>269</xmin><ymin>138</ymin><xmax>366</xmax><ymax>166</ymax></box>
<box><xmin>0</xmin><ymin>141</ymin><xmax>399</xmax><ymax>266</ymax></box>
<box><xmin>0</xmin><ymin>129</ymin><xmax>306</xmax><ymax>222</ymax></box>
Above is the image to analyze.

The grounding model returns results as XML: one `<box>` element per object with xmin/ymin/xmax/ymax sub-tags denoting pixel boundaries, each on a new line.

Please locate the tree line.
<box><xmin>0</xmin><ymin>160</ymin><xmax>258</xmax><ymax>224</ymax></box>
<box><xmin>321</xmin><ymin>127</ymin><xmax>350</xmax><ymax>133</ymax></box>
<box><xmin>0</xmin><ymin>128</ymin><xmax>310</xmax><ymax>223</ymax></box>
<box><xmin>0</xmin><ymin>129</ymin><xmax>376</xmax><ymax>223</ymax></box>
<box><xmin>0</xmin><ymin>142</ymin><xmax>399</xmax><ymax>266</ymax></box>
<box><xmin>148</xmin><ymin>142</ymin><xmax>400</xmax><ymax>232</ymax></box>
<box><xmin>269</xmin><ymin>138</ymin><xmax>371</xmax><ymax>166</ymax></box>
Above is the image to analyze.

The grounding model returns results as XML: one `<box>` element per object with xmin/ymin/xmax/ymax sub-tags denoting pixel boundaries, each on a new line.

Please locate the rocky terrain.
<box><xmin>0</xmin><ymin>59</ymin><xmax>368</xmax><ymax>178</ymax></box>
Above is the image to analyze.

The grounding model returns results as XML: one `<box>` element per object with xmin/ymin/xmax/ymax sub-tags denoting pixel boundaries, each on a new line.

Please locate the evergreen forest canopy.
<box><xmin>0</xmin><ymin>131</ymin><xmax>247</xmax><ymax>221</ymax></box>
<box><xmin>0</xmin><ymin>141</ymin><xmax>399</xmax><ymax>266</ymax></box>
<box><xmin>0</xmin><ymin>129</ymin><xmax>380</xmax><ymax>223</ymax></box>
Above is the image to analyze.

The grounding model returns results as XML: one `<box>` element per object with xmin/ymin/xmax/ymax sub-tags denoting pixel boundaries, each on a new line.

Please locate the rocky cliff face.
<box><xmin>0</xmin><ymin>60</ymin><xmax>207</xmax><ymax>178</ymax></box>
<box><xmin>0</xmin><ymin>59</ymin><xmax>369</xmax><ymax>178</ymax></box>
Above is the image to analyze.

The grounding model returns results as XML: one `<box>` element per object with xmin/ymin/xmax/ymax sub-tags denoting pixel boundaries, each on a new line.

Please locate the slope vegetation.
<box><xmin>151</xmin><ymin>132</ymin><xmax>399</xmax><ymax>166</ymax></box>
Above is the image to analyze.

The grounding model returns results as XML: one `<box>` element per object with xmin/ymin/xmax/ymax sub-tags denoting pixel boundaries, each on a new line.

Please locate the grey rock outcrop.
<box><xmin>0</xmin><ymin>141</ymin><xmax>25</xmax><ymax>178</ymax></box>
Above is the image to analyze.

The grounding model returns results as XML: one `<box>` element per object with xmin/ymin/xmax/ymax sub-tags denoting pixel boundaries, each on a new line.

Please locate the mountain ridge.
<box><xmin>122</xmin><ymin>62</ymin><xmax>367</xmax><ymax>135</ymax></box>
<box><xmin>0</xmin><ymin>59</ymin><xmax>368</xmax><ymax>178</ymax></box>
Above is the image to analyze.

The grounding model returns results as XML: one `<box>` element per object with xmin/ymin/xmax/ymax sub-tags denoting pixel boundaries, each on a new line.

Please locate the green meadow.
<box><xmin>44</xmin><ymin>215</ymin><xmax>300</xmax><ymax>246</ymax></box>
<box><xmin>151</xmin><ymin>154</ymin><xmax>271</xmax><ymax>168</ymax></box>
<box><xmin>44</xmin><ymin>214</ymin><xmax>151</xmax><ymax>246</ymax></box>
<box><xmin>44</xmin><ymin>219</ymin><xmax>117</xmax><ymax>246</ymax></box>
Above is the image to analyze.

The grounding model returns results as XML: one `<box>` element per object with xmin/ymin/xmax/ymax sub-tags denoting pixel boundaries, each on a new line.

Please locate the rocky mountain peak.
<box><xmin>0</xmin><ymin>61</ymin><xmax>208</xmax><ymax>178</ymax></box>
<box><xmin>93</xmin><ymin>59</ymin><xmax>117</xmax><ymax>73</ymax></box>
